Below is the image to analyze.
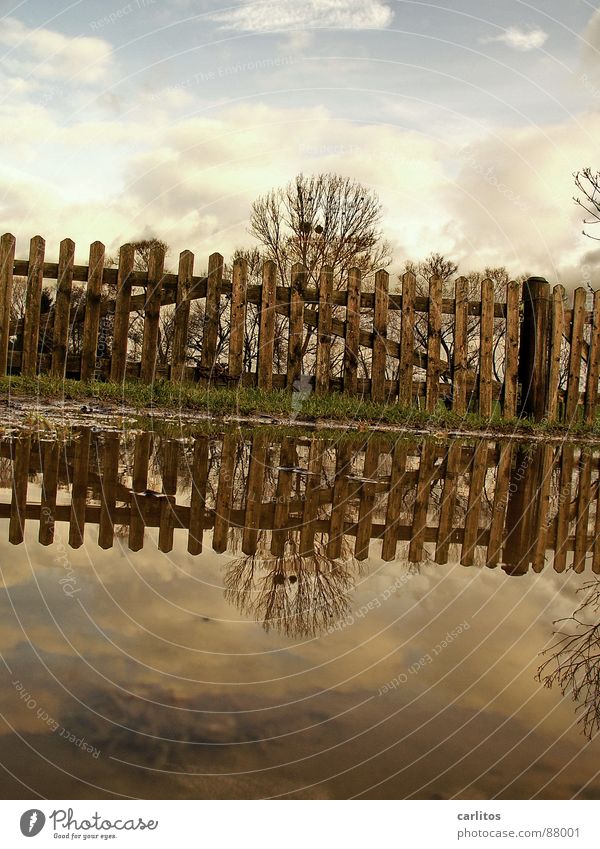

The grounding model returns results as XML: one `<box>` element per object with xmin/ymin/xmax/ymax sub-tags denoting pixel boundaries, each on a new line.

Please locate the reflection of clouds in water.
<box><xmin>1</xmin><ymin>518</ymin><xmax>599</xmax><ymax>797</ymax></box>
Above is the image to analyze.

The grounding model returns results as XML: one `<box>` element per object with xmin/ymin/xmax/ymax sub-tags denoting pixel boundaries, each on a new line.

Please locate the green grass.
<box><xmin>2</xmin><ymin>374</ymin><xmax>600</xmax><ymax>439</ymax></box>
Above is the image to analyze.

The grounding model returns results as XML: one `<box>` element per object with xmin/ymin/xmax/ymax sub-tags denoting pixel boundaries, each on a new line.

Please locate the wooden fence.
<box><xmin>1</xmin><ymin>234</ymin><xmax>599</xmax><ymax>422</ymax></box>
<box><xmin>2</xmin><ymin>429</ymin><xmax>600</xmax><ymax>576</ymax></box>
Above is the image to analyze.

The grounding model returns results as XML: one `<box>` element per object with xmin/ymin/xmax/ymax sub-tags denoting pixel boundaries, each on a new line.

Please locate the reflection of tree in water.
<box><xmin>224</xmin><ymin>534</ymin><xmax>358</xmax><ymax>638</ymax></box>
<box><xmin>538</xmin><ymin>579</ymin><xmax>600</xmax><ymax>739</ymax></box>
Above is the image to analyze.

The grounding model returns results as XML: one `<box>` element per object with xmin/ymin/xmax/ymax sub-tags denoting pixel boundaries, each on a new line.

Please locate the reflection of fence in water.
<box><xmin>2</xmin><ymin>429</ymin><xmax>600</xmax><ymax>575</ymax></box>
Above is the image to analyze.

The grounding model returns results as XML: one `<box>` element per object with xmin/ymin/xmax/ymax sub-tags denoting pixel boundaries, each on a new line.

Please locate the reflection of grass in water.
<box><xmin>224</xmin><ymin>537</ymin><xmax>356</xmax><ymax>638</ymax></box>
<box><xmin>3</xmin><ymin>375</ymin><xmax>600</xmax><ymax>438</ymax></box>
<box><xmin>538</xmin><ymin>578</ymin><xmax>600</xmax><ymax>739</ymax></box>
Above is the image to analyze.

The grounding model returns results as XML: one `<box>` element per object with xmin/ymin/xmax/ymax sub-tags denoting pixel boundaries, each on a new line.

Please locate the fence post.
<box><xmin>287</xmin><ymin>263</ymin><xmax>305</xmax><ymax>390</ymax></box>
<box><xmin>315</xmin><ymin>265</ymin><xmax>333</xmax><ymax>396</ymax></box>
<box><xmin>21</xmin><ymin>235</ymin><xmax>45</xmax><ymax>377</ymax></box>
<box><xmin>80</xmin><ymin>241</ymin><xmax>105</xmax><ymax>381</ymax></box>
<box><xmin>517</xmin><ymin>277</ymin><xmax>550</xmax><ymax>421</ymax></box>
<box><xmin>398</xmin><ymin>271</ymin><xmax>415</xmax><ymax>406</ymax></box>
<box><xmin>140</xmin><ymin>243</ymin><xmax>165</xmax><ymax>384</ymax></box>
<box><xmin>425</xmin><ymin>275</ymin><xmax>442</xmax><ymax>412</ymax></box>
<box><xmin>228</xmin><ymin>257</ymin><xmax>247</xmax><ymax>384</ymax></box>
<box><xmin>343</xmin><ymin>267</ymin><xmax>361</xmax><ymax>395</ymax></box>
<box><xmin>110</xmin><ymin>243</ymin><xmax>135</xmax><ymax>384</ymax></box>
<box><xmin>0</xmin><ymin>234</ymin><xmax>16</xmax><ymax>376</ymax></box>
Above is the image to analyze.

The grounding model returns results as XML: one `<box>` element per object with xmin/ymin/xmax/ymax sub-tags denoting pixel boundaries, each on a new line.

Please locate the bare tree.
<box><xmin>574</xmin><ymin>167</ymin><xmax>600</xmax><ymax>240</ymax></box>
<box><xmin>249</xmin><ymin>173</ymin><xmax>391</xmax><ymax>290</ymax></box>
<box><xmin>538</xmin><ymin>578</ymin><xmax>600</xmax><ymax>739</ymax></box>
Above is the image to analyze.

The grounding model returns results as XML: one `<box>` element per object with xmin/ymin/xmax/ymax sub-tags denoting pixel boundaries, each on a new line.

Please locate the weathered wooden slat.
<box><xmin>228</xmin><ymin>257</ymin><xmax>247</xmax><ymax>383</ymax></box>
<box><xmin>425</xmin><ymin>275</ymin><xmax>442</xmax><ymax>412</ymax></box>
<box><xmin>532</xmin><ymin>444</ymin><xmax>556</xmax><ymax>572</ymax></box>
<box><xmin>0</xmin><ymin>233</ymin><xmax>16</xmax><ymax>376</ymax></box>
<box><xmin>171</xmin><ymin>250</ymin><xmax>194</xmax><ymax>383</ymax></box>
<box><xmin>199</xmin><ymin>252</ymin><xmax>224</xmax><ymax>387</ymax></box>
<box><xmin>140</xmin><ymin>243</ymin><xmax>166</xmax><ymax>384</ymax></box>
<box><xmin>478</xmin><ymin>278</ymin><xmax>494</xmax><ymax>417</ymax></box>
<box><xmin>69</xmin><ymin>429</ymin><xmax>91</xmax><ymax>549</ymax></box>
<box><xmin>503</xmin><ymin>280</ymin><xmax>520</xmax><ymax>418</ymax></box>
<box><xmin>355</xmin><ymin>439</ymin><xmax>381</xmax><ymax>560</ymax></box>
<box><xmin>381</xmin><ymin>440</ymin><xmax>409</xmax><ymax>561</ymax></box>
<box><xmin>129</xmin><ymin>432</ymin><xmax>153</xmax><ymax>552</ymax></box>
<box><xmin>371</xmin><ymin>270</ymin><xmax>389</xmax><ymax>403</ymax></box>
<box><xmin>564</xmin><ymin>287</ymin><xmax>586</xmax><ymax>422</ymax></box>
<box><xmin>287</xmin><ymin>263</ymin><xmax>305</xmax><ymax>390</ymax></box>
<box><xmin>158</xmin><ymin>440</ymin><xmax>180</xmax><ymax>553</ymax></box>
<box><xmin>9</xmin><ymin>436</ymin><xmax>31</xmax><ymax>545</ymax></box>
<box><xmin>188</xmin><ymin>436</ymin><xmax>209</xmax><ymax>555</ymax></box>
<box><xmin>593</xmin><ymin>461</ymin><xmax>600</xmax><ymax>574</ymax></box>
<box><xmin>398</xmin><ymin>271</ymin><xmax>416</xmax><ymax>406</ymax></box>
<box><xmin>109</xmin><ymin>243</ymin><xmax>135</xmax><ymax>384</ymax></box>
<box><xmin>242</xmin><ymin>433</ymin><xmax>268</xmax><ymax>555</ymax></box>
<box><xmin>257</xmin><ymin>260</ymin><xmax>277</xmax><ymax>391</ymax></box>
<box><xmin>435</xmin><ymin>442</ymin><xmax>462</xmax><ymax>564</ymax></box>
<box><xmin>461</xmin><ymin>441</ymin><xmax>488</xmax><ymax>566</ymax></box>
<box><xmin>272</xmin><ymin>438</ymin><xmax>296</xmax><ymax>557</ymax></box>
<box><xmin>573</xmin><ymin>451</ymin><xmax>592</xmax><ymax>573</ymax></box>
<box><xmin>80</xmin><ymin>241</ymin><xmax>105</xmax><ymax>381</ymax></box>
<box><xmin>326</xmin><ymin>442</ymin><xmax>352</xmax><ymax>559</ymax></box>
<box><xmin>584</xmin><ymin>289</ymin><xmax>600</xmax><ymax>423</ymax></box>
<box><xmin>408</xmin><ymin>441</ymin><xmax>436</xmax><ymax>563</ymax></box>
<box><xmin>486</xmin><ymin>441</ymin><xmax>513</xmax><ymax>567</ymax></box>
<box><xmin>50</xmin><ymin>238</ymin><xmax>76</xmax><ymax>378</ymax></box>
<box><xmin>98</xmin><ymin>434</ymin><xmax>120</xmax><ymax>550</ymax></box>
<box><xmin>343</xmin><ymin>267</ymin><xmax>361</xmax><ymax>395</ymax></box>
<box><xmin>452</xmin><ymin>277</ymin><xmax>468</xmax><ymax>414</ymax></box>
<box><xmin>315</xmin><ymin>265</ymin><xmax>333</xmax><ymax>396</ymax></box>
<box><xmin>299</xmin><ymin>438</ymin><xmax>323</xmax><ymax>557</ymax></box>
<box><xmin>546</xmin><ymin>284</ymin><xmax>565</xmax><ymax>421</ymax></box>
<box><xmin>554</xmin><ymin>444</ymin><xmax>575</xmax><ymax>572</ymax></box>
<box><xmin>213</xmin><ymin>433</ymin><xmax>237</xmax><ymax>553</ymax></box>
<box><xmin>39</xmin><ymin>440</ymin><xmax>59</xmax><ymax>545</ymax></box>
<box><xmin>21</xmin><ymin>236</ymin><xmax>45</xmax><ymax>376</ymax></box>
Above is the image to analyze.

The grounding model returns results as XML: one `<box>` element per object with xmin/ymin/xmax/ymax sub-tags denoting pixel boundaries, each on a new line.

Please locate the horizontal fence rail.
<box><xmin>1</xmin><ymin>233</ymin><xmax>599</xmax><ymax>422</ymax></box>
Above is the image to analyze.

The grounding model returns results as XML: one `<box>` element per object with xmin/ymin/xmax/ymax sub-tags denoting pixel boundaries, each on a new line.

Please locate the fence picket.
<box><xmin>171</xmin><ymin>250</ymin><xmax>194</xmax><ymax>383</ymax></box>
<box><xmin>315</xmin><ymin>265</ymin><xmax>333</xmax><ymax>395</ymax></box>
<box><xmin>398</xmin><ymin>271</ymin><xmax>415</xmax><ymax>405</ymax></box>
<box><xmin>425</xmin><ymin>275</ymin><xmax>442</xmax><ymax>412</ymax></box>
<box><xmin>461</xmin><ymin>441</ymin><xmax>487</xmax><ymax>566</ymax></box>
<box><xmin>9</xmin><ymin>436</ymin><xmax>31</xmax><ymax>545</ymax></box>
<box><xmin>371</xmin><ymin>269</ymin><xmax>389</xmax><ymax>403</ymax></box>
<box><xmin>257</xmin><ymin>260</ymin><xmax>277</xmax><ymax>390</ymax></box>
<box><xmin>39</xmin><ymin>440</ymin><xmax>59</xmax><ymax>545</ymax></box>
<box><xmin>408</xmin><ymin>442</ymin><xmax>436</xmax><ymax>562</ymax></box>
<box><xmin>51</xmin><ymin>238</ymin><xmax>76</xmax><ymax>378</ymax></box>
<box><xmin>213</xmin><ymin>433</ymin><xmax>236</xmax><ymax>553</ymax></box>
<box><xmin>452</xmin><ymin>277</ymin><xmax>468</xmax><ymax>414</ymax></box>
<box><xmin>504</xmin><ymin>280</ymin><xmax>520</xmax><ymax>418</ymax></box>
<box><xmin>355</xmin><ymin>439</ymin><xmax>380</xmax><ymax>560</ymax></box>
<box><xmin>344</xmin><ymin>267</ymin><xmax>361</xmax><ymax>395</ymax></box>
<box><xmin>98</xmin><ymin>434</ymin><xmax>120</xmax><ymax>549</ymax></box>
<box><xmin>547</xmin><ymin>284</ymin><xmax>565</xmax><ymax>421</ymax></box>
<box><xmin>21</xmin><ymin>236</ymin><xmax>45</xmax><ymax>376</ymax></box>
<box><xmin>68</xmin><ymin>429</ymin><xmax>91</xmax><ymax>549</ymax></box>
<box><xmin>565</xmin><ymin>287</ymin><xmax>586</xmax><ymax>422</ymax></box>
<box><xmin>228</xmin><ymin>257</ymin><xmax>247</xmax><ymax>383</ymax></box>
<box><xmin>435</xmin><ymin>442</ymin><xmax>462</xmax><ymax>564</ymax></box>
<box><xmin>479</xmin><ymin>278</ymin><xmax>494</xmax><ymax>417</ymax></box>
<box><xmin>109</xmin><ymin>243</ymin><xmax>135</xmax><ymax>383</ymax></box>
<box><xmin>80</xmin><ymin>241</ymin><xmax>105</xmax><ymax>381</ymax></box>
<box><xmin>584</xmin><ymin>289</ymin><xmax>600</xmax><ymax>423</ymax></box>
<box><xmin>188</xmin><ymin>436</ymin><xmax>209</xmax><ymax>555</ymax></box>
<box><xmin>140</xmin><ymin>243</ymin><xmax>166</xmax><ymax>384</ymax></box>
<box><xmin>287</xmin><ymin>263</ymin><xmax>305</xmax><ymax>390</ymax></box>
<box><xmin>0</xmin><ymin>234</ymin><xmax>16</xmax><ymax>376</ymax></box>
<box><xmin>199</xmin><ymin>252</ymin><xmax>224</xmax><ymax>386</ymax></box>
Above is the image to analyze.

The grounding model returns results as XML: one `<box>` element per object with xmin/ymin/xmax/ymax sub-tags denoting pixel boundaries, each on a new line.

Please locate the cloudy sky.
<box><xmin>2</xmin><ymin>0</ymin><xmax>600</xmax><ymax>283</ymax></box>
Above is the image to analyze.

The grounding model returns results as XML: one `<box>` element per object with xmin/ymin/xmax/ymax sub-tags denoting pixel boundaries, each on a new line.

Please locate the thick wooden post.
<box><xmin>21</xmin><ymin>235</ymin><xmax>45</xmax><ymax>376</ymax></box>
<box><xmin>110</xmin><ymin>244</ymin><xmax>135</xmax><ymax>383</ymax></box>
<box><xmin>140</xmin><ymin>243</ymin><xmax>165</xmax><ymax>384</ymax></box>
<box><xmin>80</xmin><ymin>241</ymin><xmax>105</xmax><ymax>381</ymax></box>
<box><xmin>51</xmin><ymin>238</ymin><xmax>75</xmax><ymax>378</ymax></box>
<box><xmin>171</xmin><ymin>250</ymin><xmax>194</xmax><ymax>383</ymax></box>
<box><xmin>518</xmin><ymin>277</ymin><xmax>550</xmax><ymax>420</ymax></box>
<box><xmin>0</xmin><ymin>233</ymin><xmax>16</xmax><ymax>376</ymax></box>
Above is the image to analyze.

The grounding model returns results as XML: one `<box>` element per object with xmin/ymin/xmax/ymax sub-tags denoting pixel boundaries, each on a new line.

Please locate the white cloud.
<box><xmin>0</xmin><ymin>17</ymin><xmax>113</xmax><ymax>84</ymax></box>
<box><xmin>209</xmin><ymin>0</ymin><xmax>394</xmax><ymax>32</ymax></box>
<box><xmin>582</xmin><ymin>9</ymin><xmax>600</xmax><ymax>69</ymax></box>
<box><xmin>484</xmin><ymin>26</ymin><xmax>548</xmax><ymax>52</ymax></box>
